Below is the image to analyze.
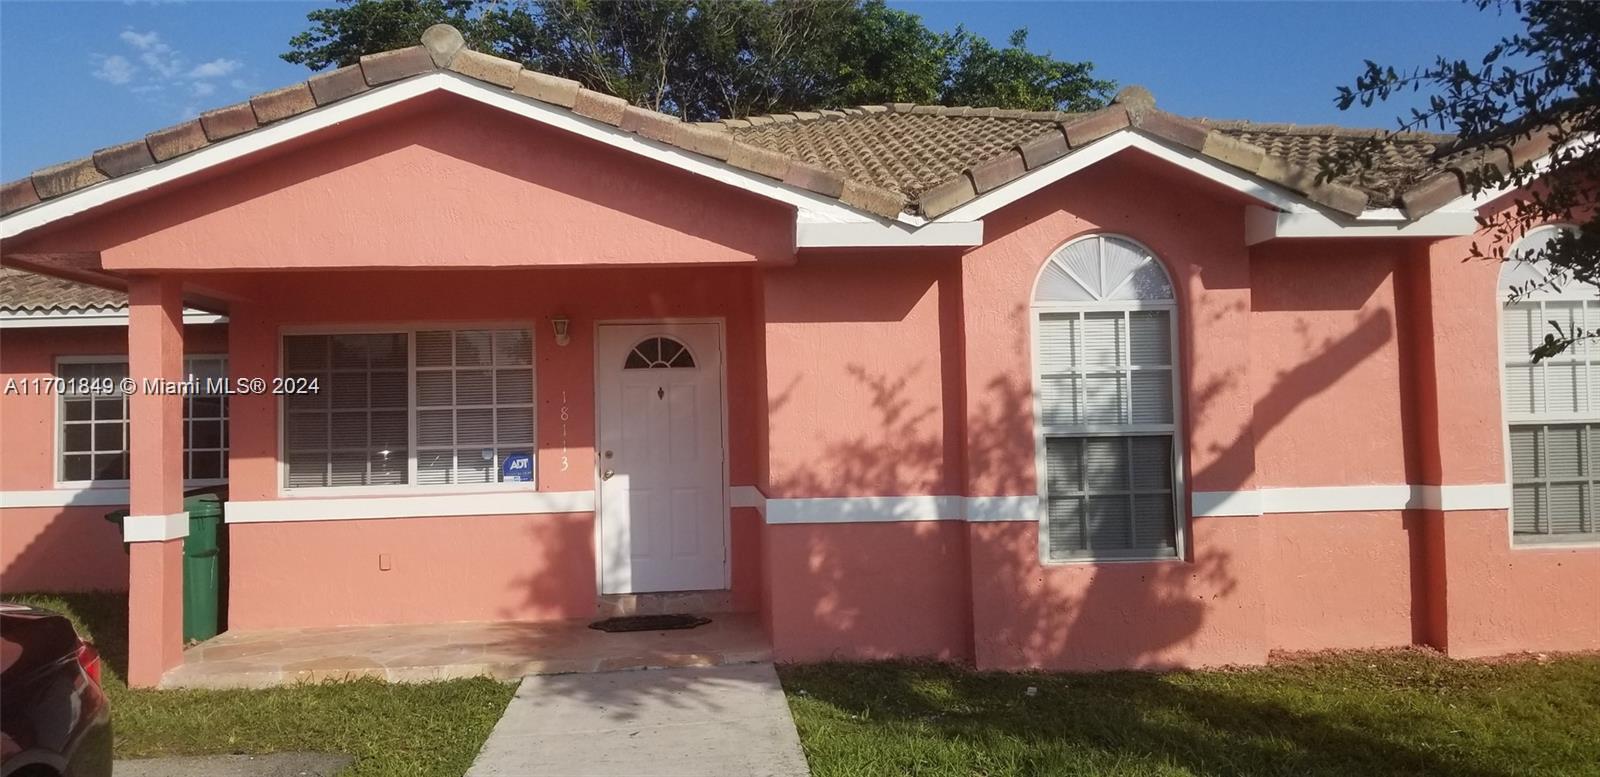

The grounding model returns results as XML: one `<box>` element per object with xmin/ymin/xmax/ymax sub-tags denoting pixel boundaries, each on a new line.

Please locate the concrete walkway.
<box><xmin>465</xmin><ymin>664</ymin><xmax>811</xmax><ymax>777</ymax></box>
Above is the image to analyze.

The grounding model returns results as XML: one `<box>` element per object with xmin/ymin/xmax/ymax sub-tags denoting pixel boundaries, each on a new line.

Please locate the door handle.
<box><xmin>602</xmin><ymin>468</ymin><xmax>615</xmax><ymax>481</ymax></box>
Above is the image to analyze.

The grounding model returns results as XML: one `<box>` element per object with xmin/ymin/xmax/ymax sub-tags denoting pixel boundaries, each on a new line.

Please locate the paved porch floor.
<box><xmin>161</xmin><ymin>613</ymin><xmax>770</xmax><ymax>689</ymax></box>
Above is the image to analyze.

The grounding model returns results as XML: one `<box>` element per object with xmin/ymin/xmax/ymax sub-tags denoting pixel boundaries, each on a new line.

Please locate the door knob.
<box><xmin>602</xmin><ymin>468</ymin><xmax>615</xmax><ymax>481</ymax></box>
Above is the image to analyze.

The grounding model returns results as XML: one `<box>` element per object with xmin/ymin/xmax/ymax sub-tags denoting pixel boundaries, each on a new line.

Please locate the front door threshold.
<box><xmin>597</xmin><ymin>590</ymin><xmax>735</xmax><ymax>618</ymax></box>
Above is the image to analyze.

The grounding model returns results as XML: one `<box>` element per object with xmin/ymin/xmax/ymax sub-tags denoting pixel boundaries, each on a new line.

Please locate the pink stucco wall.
<box><xmin>0</xmin><ymin>325</ymin><xmax>227</xmax><ymax>593</ymax></box>
<box><xmin>2</xmin><ymin>87</ymin><xmax>1594</xmax><ymax>670</ymax></box>
<box><xmin>6</xmin><ymin>92</ymin><xmax>795</xmax><ymax>270</ymax></box>
<box><xmin>759</xmin><ymin>251</ymin><xmax>973</xmax><ymax>660</ymax></box>
<box><xmin>956</xmin><ymin>153</ymin><xmax>1266</xmax><ymax>670</ymax></box>
<box><xmin>214</xmin><ymin>265</ymin><xmax>767</xmax><ymax>628</ymax></box>
<box><xmin>1407</xmin><ymin>211</ymin><xmax>1600</xmax><ymax>657</ymax></box>
<box><xmin>1247</xmin><ymin>240</ymin><xmax>1424</xmax><ymax>651</ymax></box>
<box><xmin>228</xmin><ymin>513</ymin><xmax>595</xmax><ymax>629</ymax></box>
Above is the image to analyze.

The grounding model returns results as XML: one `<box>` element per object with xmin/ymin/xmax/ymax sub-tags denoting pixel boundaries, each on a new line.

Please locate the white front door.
<box><xmin>597</xmin><ymin>323</ymin><xmax>726</xmax><ymax>594</ymax></box>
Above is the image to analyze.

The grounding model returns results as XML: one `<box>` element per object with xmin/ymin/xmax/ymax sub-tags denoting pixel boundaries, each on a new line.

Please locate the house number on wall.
<box><xmin>559</xmin><ymin>391</ymin><xmax>570</xmax><ymax>472</ymax></box>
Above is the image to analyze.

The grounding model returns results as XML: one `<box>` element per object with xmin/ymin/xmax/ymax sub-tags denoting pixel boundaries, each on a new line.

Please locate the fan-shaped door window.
<box><xmin>625</xmin><ymin>337</ymin><xmax>697</xmax><ymax>369</ymax></box>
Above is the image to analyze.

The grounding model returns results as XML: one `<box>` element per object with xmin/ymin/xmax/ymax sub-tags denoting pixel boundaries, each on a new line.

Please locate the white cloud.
<box><xmin>187</xmin><ymin>58</ymin><xmax>240</xmax><ymax>80</ymax></box>
<box><xmin>92</xmin><ymin>54</ymin><xmax>136</xmax><ymax>85</ymax></box>
<box><xmin>119</xmin><ymin>30</ymin><xmax>164</xmax><ymax>51</ymax></box>
<box><xmin>92</xmin><ymin>28</ymin><xmax>253</xmax><ymax>114</ymax></box>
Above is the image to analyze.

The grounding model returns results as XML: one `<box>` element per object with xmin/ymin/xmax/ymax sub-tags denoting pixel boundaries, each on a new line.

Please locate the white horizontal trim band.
<box><xmin>0</xmin><ymin>488</ymin><xmax>133</xmax><ymax>508</ymax></box>
<box><xmin>1191</xmin><ymin>484</ymin><xmax>1512</xmax><ymax>516</ymax></box>
<box><xmin>759</xmin><ymin>493</ymin><xmax>1039</xmax><ymax>524</ymax></box>
<box><xmin>124</xmin><ymin>511</ymin><xmax>188</xmax><ymax>542</ymax></box>
<box><xmin>729</xmin><ymin>485</ymin><xmax>766</xmax><ymax>513</ymax></box>
<box><xmin>224</xmin><ymin>490</ymin><xmax>596</xmax><ymax>523</ymax></box>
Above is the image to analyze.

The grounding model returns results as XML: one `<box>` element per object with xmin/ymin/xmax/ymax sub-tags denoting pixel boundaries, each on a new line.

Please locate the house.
<box><xmin>1</xmin><ymin>25</ymin><xmax>1595</xmax><ymax>689</ymax></box>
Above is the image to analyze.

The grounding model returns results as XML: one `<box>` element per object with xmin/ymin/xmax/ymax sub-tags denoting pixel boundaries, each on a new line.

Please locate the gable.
<box><xmin>8</xmin><ymin>93</ymin><xmax>796</xmax><ymax>270</ymax></box>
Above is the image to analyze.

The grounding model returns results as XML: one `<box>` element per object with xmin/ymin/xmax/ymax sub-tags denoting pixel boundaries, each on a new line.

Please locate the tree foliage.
<box><xmin>1321</xmin><ymin>0</ymin><xmax>1600</xmax><ymax>360</ymax></box>
<box><xmin>284</xmin><ymin>0</ymin><xmax>1114</xmax><ymax>119</ymax></box>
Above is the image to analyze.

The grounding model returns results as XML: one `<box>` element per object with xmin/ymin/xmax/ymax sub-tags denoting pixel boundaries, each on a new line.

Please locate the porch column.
<box><xmin>125</xmin><ymin>275</ymin><xmax>188</xmax><ymax>688</ymax></box>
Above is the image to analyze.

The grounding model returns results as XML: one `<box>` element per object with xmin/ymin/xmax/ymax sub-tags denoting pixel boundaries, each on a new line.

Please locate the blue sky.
<box><xmin>1</xmin><ymin>1</ymin><xmax>1523</xmax><ymax>180</ymax></box>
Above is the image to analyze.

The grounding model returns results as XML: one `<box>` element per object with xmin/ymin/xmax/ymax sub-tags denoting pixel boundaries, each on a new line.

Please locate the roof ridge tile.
<box><xmin>0</xmin><ymin>22</ymin><xmax>1524</xmax><ymax>223</ymax></box>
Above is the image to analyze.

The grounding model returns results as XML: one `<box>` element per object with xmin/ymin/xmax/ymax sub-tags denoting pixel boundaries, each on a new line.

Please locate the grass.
<box><xmin>780</xmin><ymin>653</ymin><xmax>1600</xmax><ymax>777</ymax></box>
<box><xmin>9</xmin><ymin>592</ymin><xmax>515</xmax><ymax>777</ymax></box>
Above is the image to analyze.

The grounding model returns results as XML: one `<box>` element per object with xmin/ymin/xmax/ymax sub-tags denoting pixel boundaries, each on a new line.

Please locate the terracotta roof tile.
<box><xmin>0</xmin><ymin>268</ymin><xmax>125</xmax><ymax>312</ymax></box>
<box><xmin>731</xmin><ymin>110</ymin><xmax>1071</xmax><ymax>207</ymax></box>
<box><xmin>1197</xmin><ymin>119</ymin><xmax>1455</xmax><ymax>208</ymax></box>
<box><xmin>0</xmin><ymin>25</ymin><xmax>1546</xmax><ymax>227</ymax></box>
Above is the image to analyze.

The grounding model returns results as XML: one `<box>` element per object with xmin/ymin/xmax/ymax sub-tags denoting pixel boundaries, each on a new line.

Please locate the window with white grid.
<box><xmin>1034</xmin><ymin>235</ymin><xmax>1182</xmax><ymax>561</ymax></box>
<box><xmin>281</xmin><ymin>327</ymin><xmax>534</xmax><ymax>491</ymax></box>
<box><xmin>58</xmin><ymin>356</ymin><xmax>228</xmax><ymax>484</ymax></box>
<box><xmin>1500</xmin><ymin>224</ymin><xmax>1600</xmax><ymax>543</ymax></box>
<box><xmin>415</xmin><ymin>329</ymin><xmax>534</xmax><ymax>486</ymax></box>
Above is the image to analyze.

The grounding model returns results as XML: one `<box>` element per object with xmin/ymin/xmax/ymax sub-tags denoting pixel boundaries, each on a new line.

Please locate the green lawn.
<box><xmin>9</xmin><ymin>593</ymin><xmax>514</xmax><ymax>777</ymax></box>
<box><xmin>16</xmin><ymin>592</ymin><xmax>1599</xmax><ymax>777</ymax></box>
<box><xmin>780</xmin><ymin>654</ymin><xmax>1600</xmax><ymax>777</ymax></box>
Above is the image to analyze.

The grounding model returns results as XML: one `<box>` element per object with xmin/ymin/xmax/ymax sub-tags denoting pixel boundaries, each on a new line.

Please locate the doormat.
<box><xmin>588</xmin><ymin>614</ymin><xmax>712</xmax><ymax>633</ymax></box>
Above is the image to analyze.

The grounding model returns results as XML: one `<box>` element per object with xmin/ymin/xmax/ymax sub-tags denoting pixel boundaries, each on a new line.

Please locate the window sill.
<box><xmin>1512</xmin><ymin>536</ymin><xmax>1600</xmax><ymax>550</ymax></box>
<box><xmin>1042</xmin><ymin>553</ymin><xmax>1185</xmax><ymax>566</ymax></box>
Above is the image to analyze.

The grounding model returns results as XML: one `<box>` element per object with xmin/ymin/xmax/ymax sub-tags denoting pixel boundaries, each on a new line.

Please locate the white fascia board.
<box><xmin>1435</xmin><ymin>137</ymin><xmax>1594</xmax><ymax>213</ymax></box>
<box><xmin>796</xmin><ymin>220</ymin><xmax>983</xmax><ymax>248</ymax></box>
<box><xmin>2</xmin><ymin>73</ymin><xmax>917</xmax><ymax>243</ymax></box>
<box><xmin>0</xmin><ymin>309</ymin><xmax>226</xmax><ymax>329</ymax></box>
<box><xmin>1244</xmin><ymin>205</ymin><xmax>1478</xmax><ymax>245</ymax></box>
<box><xmin>936</xmin><ymin>132</ymin><xmax>1316</xmax><ymax>224</ymax></box>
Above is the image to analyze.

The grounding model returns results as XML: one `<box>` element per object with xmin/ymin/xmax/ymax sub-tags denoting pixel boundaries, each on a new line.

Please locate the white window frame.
<box><xmin>1029</xmin><ymin>233</ymin><xmax>1188</xmax><ymax>564</ymax></box>
<box><xmin>1498</xmin><ymin>223</ymin><xmax>1600</xmax><ymax>546</ymax></box>
<box><xmin>276</xmin><ymin>321</ymin><xmax>538</xmax><ymax>497</ymax></box>
<box><xmin>54</xmin><ymin>354</ymin><xmax>230</xmax><ymax>489</ymax></box>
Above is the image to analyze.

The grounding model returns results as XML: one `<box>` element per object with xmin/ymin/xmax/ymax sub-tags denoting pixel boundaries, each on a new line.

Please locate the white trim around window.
<box><xmin>1029</xmin><ymin>233</ymin><xmax>1188</xmax><ymax>564</ymax></box>
<box><xmin>276</xmin><ymin>321</ymin><xmax>538</xmax><ymax>497</ymax></box>
<box><xmin>1497</xmin><ymin>224</ymin><xmax>1600</xmax><ymax>547</ymax></box>
<box><xmin>54</xmin><ymin>354</ymin><xmax>230</xmax><ymax>488</ymax></box>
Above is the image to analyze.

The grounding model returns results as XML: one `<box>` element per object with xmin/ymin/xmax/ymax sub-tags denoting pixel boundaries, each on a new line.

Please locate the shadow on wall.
<box><xmin>469</xmin><ymin>239</ymin><xmax>1406</xmax><ymax>673</ymax></box>
<box><xmin>760</xmin><ymin>277</ymin><xmax>1405</xmax><ymax>669</ymax></box>
<box><xmin>2</xmin><ymin>507</ymin><xmax>129</xmax><ymax>594</ymax></box>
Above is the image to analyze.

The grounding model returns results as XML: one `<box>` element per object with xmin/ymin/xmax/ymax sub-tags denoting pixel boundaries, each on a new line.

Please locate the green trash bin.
<box><xmin>104</xmin><ymin>491</ymin><xmax>224</xmax><ymax>643</ymax></box>
<box><xmin>182</xmin><ymin>493</ymin><xmax>223</xmax><ymax>643</ymax></box>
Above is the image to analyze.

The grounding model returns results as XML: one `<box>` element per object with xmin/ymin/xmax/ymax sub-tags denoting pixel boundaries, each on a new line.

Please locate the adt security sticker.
<box><xmin>501</xmin><ymin>452</ymin><xmax>534</xmax><ymax>482</ymax></box>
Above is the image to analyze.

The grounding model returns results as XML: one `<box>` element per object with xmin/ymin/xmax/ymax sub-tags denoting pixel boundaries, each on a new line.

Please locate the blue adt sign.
<box><xmin>501</xmin><ymin>452</ymin><xmax>533</xmax><ymax>482</ymax></box>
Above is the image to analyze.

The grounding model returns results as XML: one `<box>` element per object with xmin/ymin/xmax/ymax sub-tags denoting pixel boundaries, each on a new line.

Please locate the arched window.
<box><xmin>1500</xmin><ymin>224</ymin><xmax>1599</xmax><ymax>543</ymax></box>
<box><xmin>624</xmin><ymin>336</ymin><xmax>696</xmax><ymax>369</ymax></box>
<box><xmin>1032</xmin><ymin>234</ymin><xmax>1182</xmax><ymax>561</ymax></box>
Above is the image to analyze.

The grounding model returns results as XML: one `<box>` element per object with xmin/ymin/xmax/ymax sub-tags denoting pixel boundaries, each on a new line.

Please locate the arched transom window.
<box><xmin>625</xmin><ymin>337</ymin><xmax>697</xmax><ymax>369</ymax></box>
<box><xmin>1032</xmin><ymin>234</ymin><xmax>1183</xmax><ymax>561</ymax></box>
<box><xmin>1500</xmin><ymin>224</ymin><xmax>1599</xmax><ymax>543</ymax></box>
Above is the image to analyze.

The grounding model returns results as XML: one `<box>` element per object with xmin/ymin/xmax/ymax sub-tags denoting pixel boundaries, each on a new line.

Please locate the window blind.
<box><xmin>282</xmin><ymin>327</ymin><xmax>534</xmax><ymax>491</ymax></box>
<box><xmin>1034</xmin><ymin>235</ymin><xmax>1181</xmax><ymax>561</ymax></box>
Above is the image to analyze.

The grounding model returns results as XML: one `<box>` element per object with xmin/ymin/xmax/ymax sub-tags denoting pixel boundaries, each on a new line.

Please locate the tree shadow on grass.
<box><xmin>781</xmin><ymin>658</ymin><xmax>1555</xmax><ymax>777</ymax></box>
